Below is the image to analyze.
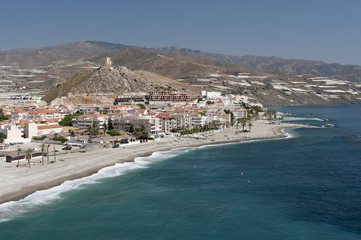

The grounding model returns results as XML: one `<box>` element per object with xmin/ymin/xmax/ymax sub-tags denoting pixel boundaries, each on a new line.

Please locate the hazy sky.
<box><xmin>1</xmin><ymin>0</ymin><xmax>361</xmax><ymax>65</ymax></box>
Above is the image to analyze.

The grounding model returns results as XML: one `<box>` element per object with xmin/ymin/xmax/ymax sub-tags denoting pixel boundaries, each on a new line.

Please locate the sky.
<box><xmin>1</xmin><ymin>0</ymin><xmax>361</xmax><ymax>65</ymax></box>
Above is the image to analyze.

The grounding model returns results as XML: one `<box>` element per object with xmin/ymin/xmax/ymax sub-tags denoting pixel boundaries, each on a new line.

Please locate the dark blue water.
<box><xmin>1</xmin><ymin>105</ymin><xmax>361</xmax><ymax>240</ymax></box>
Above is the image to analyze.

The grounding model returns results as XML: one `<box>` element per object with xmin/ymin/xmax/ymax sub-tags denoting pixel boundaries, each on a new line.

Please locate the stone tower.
<box><xmin>101</xmin><ymin>57</ymin><xmax>112</xmax><ymax>67</ymax></box>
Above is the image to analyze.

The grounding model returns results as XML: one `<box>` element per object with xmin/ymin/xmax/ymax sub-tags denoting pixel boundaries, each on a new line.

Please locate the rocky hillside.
<box><xmin>43</xmin><ymin>65</ymin><xmax>200</xmax><ymax>106</ymax></box>
<box><xmin>90</xmin><ymin>46</ymin><xmax>260</xmax><ymax>79</ymax></box>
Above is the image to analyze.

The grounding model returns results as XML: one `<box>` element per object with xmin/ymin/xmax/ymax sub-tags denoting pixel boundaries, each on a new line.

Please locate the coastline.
<box><xmin>0</xmin><ymin>120</ymin><xmax>306</xmax><ymax>205</ymax></box>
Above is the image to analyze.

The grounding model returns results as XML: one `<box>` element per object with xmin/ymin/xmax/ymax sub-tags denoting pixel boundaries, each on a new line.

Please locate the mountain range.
<box><xmin>151</xmin><ymin>47</ymin><xmax>361</xmax><ymax>83</ymax></box>
<box><xmin>1</xmin><ymin>40</ymin><xmax>361</xmax><ymax>106</ymax></box>
<box><xmin>2</xmin><ymin>40</ymin><xmax>361</xmax><ymax>82</ymax></box>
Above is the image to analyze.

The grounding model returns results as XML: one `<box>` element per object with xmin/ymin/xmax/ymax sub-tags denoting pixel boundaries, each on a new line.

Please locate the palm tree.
<box><xmin>239</xmin><ymin>118</ymin><xmax>247</xmax><ymax>132</ymax></box>
<box><xmin>47</xmin><ymin>144</ymin><xmax>50</xmax><ymax>164</ymax></box>
<box><xmin>53</xmin><ymin>146</ymin><xmax>56</xmax><ymax>163</ymax></box>
<box><xmin>40</xmin><ymin>143</ymin><xmax>46</xmax><ymax>166</ymax></box>
<box><xmin>25</xmin><ymin>148</ymin><xmax>33</xmax><ymax>168</ymax></box>
<box><xmin>103</xmin><ymin>122</ymin><xmax>108</xmax><ymax>135</ymax></box>
<box><xmin>248</xmin><ymin>122</ymin><xmax>252</xmax><ymax>132</ymax></box>
<box><xmin>16</xmin><ymin>147</ymin><xmax>22</xmax><ymax>167</ymax></box>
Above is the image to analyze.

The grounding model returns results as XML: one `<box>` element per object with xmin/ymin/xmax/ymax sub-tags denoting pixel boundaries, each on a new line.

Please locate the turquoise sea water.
<box><xmin>1</xmin><ymin>105</ymin><xmax>361</xmax><ymax>239</ymax></box>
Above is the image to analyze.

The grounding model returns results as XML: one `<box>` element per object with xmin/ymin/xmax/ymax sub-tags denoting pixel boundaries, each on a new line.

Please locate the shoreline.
<box><xmin>0</xmin><ymin>120</ymin><xmax>305</xmax><ymax>205</ymax></box>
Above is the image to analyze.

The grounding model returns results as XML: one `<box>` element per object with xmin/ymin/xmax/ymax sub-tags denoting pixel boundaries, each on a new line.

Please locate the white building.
<box><xmin>0</xmin><ymin>123</ymin><xmax>24</xmax><ymax>143</ymax></box>
<box><xmin>189</xmin><ymin>113</ymin><xmax>207</xmax><ymax>127</ymax></box>
<box><xmin>202</xmin><ymin>91</ymin><xmax>222</xmax><ymax>99</ymax></box>
<box><xmin>113</xmin><ymin>116</ymin><xmax>161</xmax><ymax>134</ymax></box>
<box><xmin>37</xmin><ymin>124</ymin><xmax>63</xmax><ymax>135</ymax></box>
<box><xmin>233</xmin><ymin>108</ymin><xmax>248</xmax><ymax>119</ymax></box>
<box><xmin>72</xmin><ymin>112</ymin><xmax>107</xmax><ymax>129</ymax></box>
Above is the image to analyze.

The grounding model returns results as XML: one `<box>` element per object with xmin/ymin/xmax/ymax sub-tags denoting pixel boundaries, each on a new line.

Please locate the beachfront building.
<box><xmin>173</xmin><ymin>113</ymin><xmax>192</xmax><ymax>129</ymax></box>
<box><xmin>112</xmin><ymin>116</ymin><xmax>161</xmax><ymax>134</ymax></box>
<box><xmin>232</xmin><ymin>108</ymin><xmax>248</xmax><ymax>119</ymax></box>
<box><xmin>72</xmin><ymin>111</ymin><xmax>107</xmax><ymax>129</ymax></box>
<box><xmin>155</xmin><ymin>113</ymin><xmax>178</xmax><ymax>134</ymax></box>
<box><xmin>205</xmin><ymin>110</ymin><xmax>232</xmax><ymax>129</ymax></box>
<box><xmin>0</xmin><ymin>121</ymin><xmax>43</xmax><ymax>143</ymax></box>
<box><xmin>184</xmin><ymin>113</ymin><xmax>207</xmax><ymax>128</ymax></box>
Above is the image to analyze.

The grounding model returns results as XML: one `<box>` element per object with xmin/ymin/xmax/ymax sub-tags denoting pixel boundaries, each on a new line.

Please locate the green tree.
<box><xmin>59</xmin><ymin>115</ymin><xmax>74</xmax><ymax>126</ymax></box>
<box><xmin>0</xmin><ymin>132</ymin><xmax>6</xmax><ymax>143</ymax></box>
<box><xmin>107</xmin><ymin>129</ymin><xmax>121</xmax><ymax>136</ymax></box>
<box><xmin>69</xmin><ymin>130</ymin><xmax>76</xmax><ymax>137</ymax></box>
<box><xmin>87</xmin><ymin>123</ymin><xmax>99</xmax><ymax>137</ymax></box>
<box><xmin>53</xmin><ymin>133</ymin><xmax>68</xmax><ymax>143</ymax></box>
<box><xmin>108</xmin><ymin>118</ymin><xmax>113</xmax><ymax>130</ymax></box>
<box><xmin>137</xmin><ymin>103</ymin><xmax>146</xmax><ymax>109</ymax></box>
<box><xmin>0</xmin><ymin>114</ymin><xmax>9</xmax><ymax>121</ymax></box>
<box><xmin>129</xmin><ymin>124</ymin><xmax>134</xmax><ymax>133</ymax></box>
<box><xmin>136</xmin><ymin>125</ymin><xmax>149</xmax><ymax>139</ymax></box>
<box><xmin>266</xmin><ymin>108</ymin><xmax>277</xmax><ymax>121</ymax></box>
<box><xmin>224</xmin><ymin>110</ymin><xmax>235</xmax><ymax>125</ymax></box>
<box><xmin>251</xmin><ymin>105</ymin><xmax>263</xmax><ymax>114</ymax></box>
<box><xmin>59</xmin><ymin>112</ymin><xmax>83</xmax><ymax>126</ymax></box>
<box><xmin>32</xmin><ymin>135</ymin><xmax>46</xmax><ymax>141</ymax></box>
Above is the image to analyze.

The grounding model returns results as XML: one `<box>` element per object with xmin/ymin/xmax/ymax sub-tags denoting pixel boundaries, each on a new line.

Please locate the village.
<box><xmin>0</xmin><ymin>89</ymin><xmax>269</xmax><ymax>167</ymax></box>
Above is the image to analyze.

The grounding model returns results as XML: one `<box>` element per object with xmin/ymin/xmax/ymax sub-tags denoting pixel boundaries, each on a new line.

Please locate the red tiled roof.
<box><xmin>80</xmin><ymin>114</ymin><xmax>103</xmax><ymax>117</ymax></box>
<box><xmin>12</xmin><ymin>110</ymin><xmax>28</xmax><ymax>113</ymax></box>
<box><xmin>29</xmin><ymin>110</ymin><xmax>60</xmax><ymax>114</ymax></box>
<box><xmin>108</xmin><ymin>113</ymin><xmax>127</xmax><ymax>115</ymax></box>
<box><xmin>37</xmin><ymin>124</ymin><xmax>62</xmax><ymax>130</ymax></box>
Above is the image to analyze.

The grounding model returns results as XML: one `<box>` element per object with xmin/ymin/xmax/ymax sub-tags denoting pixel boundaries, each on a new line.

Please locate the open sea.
<box><xmin>1</xmin><ymin>104</ymin><xmax>361</xmax><ymax>239</ymax></box>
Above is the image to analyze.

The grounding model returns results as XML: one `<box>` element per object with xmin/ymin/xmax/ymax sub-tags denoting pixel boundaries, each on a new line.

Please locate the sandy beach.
<box><xmin>0</xmin><ymin>120</ymin><xmax>306</xmax><ymax>204</ymax></box>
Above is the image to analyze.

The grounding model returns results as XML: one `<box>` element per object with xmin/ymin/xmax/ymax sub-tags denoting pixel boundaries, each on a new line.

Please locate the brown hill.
<box><xmin>43</xmin><ymin>65</ymin><xmax>200</xmax><ymax>106</ymax></box>
<box><xmin>90</xmin><ymin>46</ymin><xmax>262</xmax><ymax>79</ymax></box>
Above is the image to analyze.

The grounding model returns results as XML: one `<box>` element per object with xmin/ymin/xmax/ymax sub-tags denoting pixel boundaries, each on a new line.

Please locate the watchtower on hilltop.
<box><xmin>101</xmin><ymin>57</ymin><xmax>112</xmax><ymax>67</ymax></box>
